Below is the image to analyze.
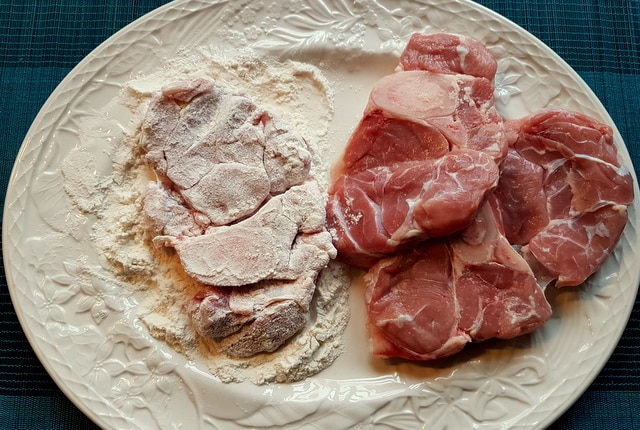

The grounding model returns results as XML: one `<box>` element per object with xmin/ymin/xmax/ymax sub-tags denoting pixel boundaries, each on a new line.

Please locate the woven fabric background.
<box><xmin>1</xmin><ymin>1</ymin><xmax>638</xmax><ymax>429</ymax></box>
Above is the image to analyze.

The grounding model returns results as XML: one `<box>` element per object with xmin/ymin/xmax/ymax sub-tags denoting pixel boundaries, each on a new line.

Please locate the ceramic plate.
<box><xmin>4</xmin><ymin>0</ymin><xmax>639</xmax><ymax>429</ymax></box>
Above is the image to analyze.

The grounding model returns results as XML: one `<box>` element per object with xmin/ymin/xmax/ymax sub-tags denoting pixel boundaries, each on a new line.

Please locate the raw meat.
<box><xmin>452</xmin><ymin>198</ymin><xmax>552</xmax><ymax>341</ymax></box>
<box><xmin>338</xmin><ymin>70</ymin><xmax>507</xmax><ymax>173</ymax></box>
<box><xmin>336</xmin><ymin>110</ymin><xmax>449</xmax><ymax>174</ymax></box>
<box><xmin>326</xmin><ymin>150</ymin><xmax>499</xmax><ymax>267</ymax></box>
<box><xmin>510</xmin><ymin>108</ymin><xmax>620</xmax><ymax>166</ymax></box>
<box><xmin>157</xmin><ymin>182</ymin><xmax>335</xmax><ymax>287</ymax></box>
<box><xmin>331</xmin><ymin>34</ymin><xmax>634</xmax><ymax>362</ymax></box>
<box><xmin>327</xmin><ymin>35</ymin><xmax>506</xmax><ymax>268</ymax></box>
<box><xmin>141</xmin><ymin>78</ymin><xmax>311</xmax><ymax>227</ymax></box>
<box><xmin>524</xmin><ymin>206</ymin><xmax>629</xmax><ymax>287</ymax></box>
<box><xmin>365</xmin><ymin>239</ymin><xmax>469</xmax><ymax>360</ymax></box>
<box><xmin>187</xmin><ymin>275</ymin><xmax>316</xmax><ymax>357</ymax></box>
<box><xmin>493</xmin><ymin>149</ymin><xmax>549</xmax><ymax>245</ymax></box>
<box><xmin>399</xmin><ymin>33</ymin><xmax>498</xmax><ymax>80</ymax></box>
<box><xmin>365</xmin><ymin>199</ymin><xmax>551</xmax><ymax>360</ymax></box>
<box><xmin>140</xmin><ymin>78</ymin><xmax>336</xmax><ymax>357</ymax></box>
<box><xmin>501</xmin><ymin>109</ymin><xmax>634</xmax><ymax>286</ymax></box>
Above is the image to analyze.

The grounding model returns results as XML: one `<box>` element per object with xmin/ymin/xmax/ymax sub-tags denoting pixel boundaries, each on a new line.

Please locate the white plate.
<box><xmin>4</xmin><ymin>0</ymin><xmax>640</xmax><ymax>429</ymax></box>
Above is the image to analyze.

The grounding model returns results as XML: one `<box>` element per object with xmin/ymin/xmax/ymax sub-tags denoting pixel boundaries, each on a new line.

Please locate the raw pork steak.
<box><xmin>327</xmin><ymin>34</ymin><xmax>506</xmax><ymax>268</ymax></box>
<box><xmin>326</xmin><ymin>150</ymin><xmax>499</xmax><ymax>268</ymax></box>
<box><xmin>140</xmin><ymin>78</ymin><xmax>336</xmax><ymax>357</ymax></box>
<box><xmin>335</xmin><ymin>70</ymin><xmax>507</xmax><ymax>176</ymax></box>
<box><xmin>365</xmin><ymin>198</ymin><xmax>551</xmax><ymax>360</ymax></box>
<box><xmin>329</xmin><ymin>32</ymin><xmax>633</xmax><ymax>362</ymax></box>
<box><xmin>399</xmin><ymin>32</ymin><xmax>498</xmax><ymax>80</ymax></box>
<box><xmin>498</xmin><ymin>109</ymin><xmax>634</xmax><ymax>286</ymax></box>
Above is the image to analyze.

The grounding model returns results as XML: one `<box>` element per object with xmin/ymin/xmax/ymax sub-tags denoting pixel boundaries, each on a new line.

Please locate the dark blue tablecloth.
<box><xmin>1</xmin><ymin>1</ymin><xmax>639</xmax><ymax>429</ymax></box>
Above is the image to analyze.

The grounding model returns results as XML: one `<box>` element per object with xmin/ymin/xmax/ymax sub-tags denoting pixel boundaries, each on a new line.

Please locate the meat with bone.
<box><xmin>140</xmin><ymin>78</ymin><xmax>335</xmax><ymax>357</ymax></box>
<box><xmin>336</xmin><ymin>110</ymin><xmax>449</xmax><ymax>174</ymax></box>
<box><xmin>326</xmin><ymin>150</ymin><xmax>499</xmax><ymax>268</ymax></box>
<box><xmin>498</xmin><ymin>109</ymin><xmax>634</xmax><ymax>286</ymax></box>
<box><xmin>344</xmin><ymin>70</ymin><xmax>507</xmax><ymax>170</ymax></box>
<box><xmin>327</xmin><ymin>54</ymin><xmax>506</xmax><ymax>267</ymax></box>
<box><xmin>331</xmin><ymin>33</ymin><xmax>633</xmax><ymax>362</ymax></box>
<box><xmin>365</xmin><ymin>198</ymin><xmax>551</xmax><ymax>360</ymax></box>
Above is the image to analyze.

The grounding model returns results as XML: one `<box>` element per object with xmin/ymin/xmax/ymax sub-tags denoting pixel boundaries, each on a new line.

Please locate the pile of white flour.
<box><xmin>66</xmin><ymin>49</ymin><xmax>351</xmax><ymax>384</ymax></box>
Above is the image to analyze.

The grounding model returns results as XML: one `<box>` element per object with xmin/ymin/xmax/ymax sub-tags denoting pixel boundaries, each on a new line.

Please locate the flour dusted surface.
<box><xmin>80</xmin><ymin>50</ymin><xmax>351</xmax><ymax>384</ymax></box>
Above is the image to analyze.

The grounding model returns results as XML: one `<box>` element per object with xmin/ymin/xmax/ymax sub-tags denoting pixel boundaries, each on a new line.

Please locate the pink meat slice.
<box><xmin>451</xmin><ymin>198</ymin><xmax>552</xmax><ymax>341</ymax></box>
<box><xmin>334</xmin><ymin>68</ymin><xmax>506</xmax><ymax>179</ymax></box>
<box><xmin>364</xmin><ymin>71</ymin><xmax>507</xmax><ymax>163</ymax></box>
<box><xmin>511</xmin><ymin>108</ymin><xmax>620</xmax><ymax>166</ymax></box>
<box><xmin>399</xmin><ymin>33</ymin><xmax>498</xmax><ymax>81</ymax></box>
<box><xmin>326</xmin><ymin>150</ymin><xmax>499</xmax><ymax>268</ymax></box>
<box><xmin>493</xmin><ymin>149</ymin><xmax>549</xmax><ymax>245</ymax></box>
<box><xmin>336</xmin><ymin>110</ymin><xmax>449</xmax><ymax>174</ymax></box>
<box><xmin>365</xmin><ymin>199</ymin><xmax>551</xmax><ymax>360</ymax></box>
<box><xmin>327</xmin><ymin>35</ymin><xmax>506</xmax><ymax>269</ymax></box>
<box><xmin>502</xmin><ymin>108</ymin><xmax>634</xmax><ymax>287</ymax></box>
<box><xmin>524</xmin><ymin>206</ymin><xmax>629</xmax><ymax>287</ymax></box>
<box><xmin>365</xmin><ymin>240</ymin><xmax>470</xmax><ymax>360</ymax></box>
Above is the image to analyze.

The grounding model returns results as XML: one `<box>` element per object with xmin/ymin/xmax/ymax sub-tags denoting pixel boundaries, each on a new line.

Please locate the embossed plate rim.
<box><xmin>3</xmin><ymin>0</ymin><xmax>639</xmax><ymax>429</ymax></box>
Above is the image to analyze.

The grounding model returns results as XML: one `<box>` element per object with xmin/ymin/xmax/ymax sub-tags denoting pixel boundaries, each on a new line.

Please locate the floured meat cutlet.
<box><xmin>140</xmin><ymin>78</ymin><xmax>336</xmax><ymax>357</ymax></box>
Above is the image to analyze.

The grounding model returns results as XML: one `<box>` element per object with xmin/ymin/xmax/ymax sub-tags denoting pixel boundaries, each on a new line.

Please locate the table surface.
<box><xmin>1</xmin><ymin>1</ymin><xmax>639</xmax><ymax>429</ymax></box>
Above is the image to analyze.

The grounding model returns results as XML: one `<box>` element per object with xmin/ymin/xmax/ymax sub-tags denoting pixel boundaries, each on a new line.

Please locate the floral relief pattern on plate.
<box><xmin>4</xmin><ymin>0</ymin><xmax>639</xmax><ymax>429</ymax></box>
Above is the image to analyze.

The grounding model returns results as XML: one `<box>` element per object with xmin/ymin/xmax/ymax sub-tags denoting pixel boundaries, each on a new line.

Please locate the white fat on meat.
<box><xmin>365</xmin><ymin>198</ymin><xmax>552</xmax><ymax>361</ymax></box>
<box><xmin>499</xmin><ymin>108</ymin><xmax>634</xmax><ymax>287</ymax></box>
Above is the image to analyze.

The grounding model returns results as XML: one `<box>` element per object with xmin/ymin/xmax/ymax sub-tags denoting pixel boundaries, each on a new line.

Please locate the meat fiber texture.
<box><xmin>366</xmin><ymin>198</ymin><xmax>552</xmax><ymax>360</ymax></box>
<box><xmin>140</xmin><ymin>78</ymin><xmax>336</xmax><ymax>357</ymax></box>
<box><xmin>498</xmin><ymin>109</ymin><xmax>634</xmax><ymax>287</ymax></box>
<box><xmin>327</xmin><ymin>32</ymin><xmax>633</xmax><ymax>361</ymax></box>
<box><xmin>327</xmin><ymin>33</ymin><xmax>507</xmax><ymax>268</ymax></box>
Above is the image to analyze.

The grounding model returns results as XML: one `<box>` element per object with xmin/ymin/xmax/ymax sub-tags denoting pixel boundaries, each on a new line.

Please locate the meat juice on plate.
<box><xmin>326</xmin><ymin>32</ymin><xmax>634</xmax><ymax>361</ymax></box>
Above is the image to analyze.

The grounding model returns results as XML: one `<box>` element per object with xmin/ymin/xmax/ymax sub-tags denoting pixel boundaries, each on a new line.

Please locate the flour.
<box><xmin>67</xmin><ymin>49</ymin><xmax>351</xmax><ymax>384</ymax></box>
<box><xmin>125</xmin><ymin>46</ymin><xmax>335</xmax><ymax>190</ymax></box>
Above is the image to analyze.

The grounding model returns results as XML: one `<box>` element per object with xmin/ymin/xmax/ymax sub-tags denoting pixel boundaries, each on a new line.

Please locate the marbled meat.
<box><xmin>498</xmin><ymin>108</ymin><xmax>634</xmax><ymax>286</ymax></box>
<box><xmin>366</xmin><ymin>198</ymin><xmax>551</xmax><ymax>360</ymax></box>
<box><xmin>329</xmin><ymin>32</ymin><xmax>633</xmax><ymax>362</ymax></box>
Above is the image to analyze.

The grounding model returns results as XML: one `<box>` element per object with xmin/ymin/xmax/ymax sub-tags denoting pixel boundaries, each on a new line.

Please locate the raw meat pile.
<box><xmin>326</xmin><ymin>33</ymin><xmax>634</xmax><ymax>361</ymax></box>
<box><xmin>140</xmin><ymin>78</ymin><xmax>336</xmax><ymax>357</ymax></box>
